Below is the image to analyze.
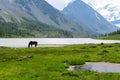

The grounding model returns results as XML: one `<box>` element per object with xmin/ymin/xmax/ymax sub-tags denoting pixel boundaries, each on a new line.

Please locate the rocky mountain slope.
<box><xmin>62</xmin><ymin>0</ymin><xmax>117</xmax><ymax>34</ymax></box>
<box><xmin>0</xmin><ymin>0</ymin><xmax>85</xmax><ymax>33</ymax></box>
<box><xmin>0</xmin><ymin>0</ymin><xmax>89</xmax><ymax>37</ymax></box>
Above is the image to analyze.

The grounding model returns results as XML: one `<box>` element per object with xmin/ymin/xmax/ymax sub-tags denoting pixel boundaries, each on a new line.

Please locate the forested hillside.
<box><xmin>98</xmin><ymin>30</ymin><xmax>120</xmax><ymax>40</ymax></box>
<box><xmin>0</xmin><ymin>19</ymin><xmax>73</xmax><ymax>38</ymax></box>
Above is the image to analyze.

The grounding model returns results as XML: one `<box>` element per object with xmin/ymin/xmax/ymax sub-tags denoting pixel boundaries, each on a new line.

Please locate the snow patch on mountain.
<box><xmin>95</xmin><ymin>12</ymin><xmax>100</xmax><ymax>21</ymax></box>
<box><xmin>62</xmin><ymin>0</ymin><xmax>117</xmax><ymax>34</ymax></box>
<box><xmin>82</xmin><ymin>0</ymin><xmax>120</xmax><ymax>27</ymax></box>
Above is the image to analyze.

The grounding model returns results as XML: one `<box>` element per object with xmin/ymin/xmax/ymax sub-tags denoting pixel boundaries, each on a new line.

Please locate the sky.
<box><xmin>45</xmin><ymin>0</ymin><xmax>120</xmax><ymax>10</ymax></box>
<box><xmin>83</xmin><ymin>0</ymin><xmax>120</xmax><ymax>9</ymax></box>
<box><xmin>45</xmin><ymin>0</ymin><xmax>72</xmax><ymax>10</ymax></box>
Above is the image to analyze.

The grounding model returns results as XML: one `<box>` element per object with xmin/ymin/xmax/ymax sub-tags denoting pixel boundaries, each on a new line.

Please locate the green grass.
<box><xmin>1</xmin><ymin>43</ymin><xmax>120</xmax><ymax>80</ymax></box>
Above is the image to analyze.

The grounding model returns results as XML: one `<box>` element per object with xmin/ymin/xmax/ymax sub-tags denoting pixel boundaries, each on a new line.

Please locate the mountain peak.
<box><xmin>0</xmin><ymin>0</ymin><xmax>86</xmax><ymax>34</ymax></box>
<box><xmin>62</xmin><ymin>0</ymin><xmax>117</xmax><ymax>34</ymax></box>
<box><xmin>69</xmin><ymin>0</ymin><xmax>84</xmax><ymax>5</ymax></box>
<box><xmin>83</xmin><ymin>0</ymin><xmax>120</xmax><ymax>27</ymax></box>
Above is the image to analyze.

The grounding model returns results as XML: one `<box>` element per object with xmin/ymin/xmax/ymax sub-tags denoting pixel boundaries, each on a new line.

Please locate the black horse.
<box><xmin>28</xmin><ymin>41</ymin><xmax>38</xmax><ymax>48</ymax></box>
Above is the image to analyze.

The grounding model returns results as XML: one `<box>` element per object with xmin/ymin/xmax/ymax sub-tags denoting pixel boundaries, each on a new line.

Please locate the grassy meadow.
<box><xmin>0</xmin><ymin>43</ymin><xmax>120</xmax><ymax>80</ymax></box>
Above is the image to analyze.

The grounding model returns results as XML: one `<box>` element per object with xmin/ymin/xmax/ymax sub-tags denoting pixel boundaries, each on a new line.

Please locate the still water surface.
<box><xmin>0</xmin><ymin>38</ymin><xmax>120</xmax><ymax>48</ymax></box>
<box><xmin>68</xmin><ymin>62</ymin><xmax>120</xmax><ymax>73</ymax></box>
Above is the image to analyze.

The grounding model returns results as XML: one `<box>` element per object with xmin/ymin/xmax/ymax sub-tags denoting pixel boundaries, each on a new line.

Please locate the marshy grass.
<box><xmin>0</xmin><ymin>43</ymin><xmax>120</xmax><ymax>80</ymax></box>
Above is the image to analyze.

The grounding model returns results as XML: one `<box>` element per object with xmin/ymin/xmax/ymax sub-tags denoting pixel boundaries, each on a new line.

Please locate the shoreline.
<box><xmin>38</xmin><ymin>44</ymin><xmax>67</xmax><ymax>47</ymax></box>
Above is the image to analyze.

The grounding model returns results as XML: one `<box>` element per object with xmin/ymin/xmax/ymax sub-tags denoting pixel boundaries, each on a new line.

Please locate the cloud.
<box><xmin>45</xmin><ymin>0</ymin><xmax>66</xmax><ymax>10</ymax></box>
<box><xmin>64</xmin><ymin>0</ymin><xmax>72</xmax><ymax>6</ymax></box>
<box><xmin>83</xmin><ymin>0</ymin><xmax>120</xmax><ymax>9</ymax></box>
<box><xmin>46</xmin><ymin>0</ymin><xmax>120</xmax><ymax>10</ymax></box>
<box><xmin>64</xmin><ymin>0</ymin><xmax>71</xmax><ymax>4</ymax></box>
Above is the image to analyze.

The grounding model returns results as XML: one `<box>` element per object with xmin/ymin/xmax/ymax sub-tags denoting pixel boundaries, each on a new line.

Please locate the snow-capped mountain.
<box><xmin>62</xmin><ymin>0</ymin><xmax>117</xmax><ymax>34</ymax></box>
<box><xmin>82</xmin><ymin>0</ymin><xmax>120</xmax><ymax>27</ymax></box>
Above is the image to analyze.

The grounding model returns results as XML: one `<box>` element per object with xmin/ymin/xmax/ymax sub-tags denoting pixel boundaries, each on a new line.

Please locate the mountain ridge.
<box><xmin>62</xmin><ymin>0</ymin><xmax>117</xmax><ymax>34</ymax></box>
<box><xmin>82</xmin><ymin>0</ymin><xmax>120</xmax><ymax>27</ymax></box>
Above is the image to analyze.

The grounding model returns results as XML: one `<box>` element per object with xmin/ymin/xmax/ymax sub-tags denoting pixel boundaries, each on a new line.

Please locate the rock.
<box><xmin>17</xmin><ymin>55</ymin><xmax>33</xmax><ymax>61</ymax></box>
<box><xmin>27</xmin><ymin>55</ymin><xmax>33</xmax><ymax>58</ymax></box>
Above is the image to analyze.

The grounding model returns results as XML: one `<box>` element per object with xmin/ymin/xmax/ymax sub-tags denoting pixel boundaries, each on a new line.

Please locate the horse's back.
<box><xmin>29</xmin><ymin>41</ymin><xmax>37</xmax><ymax>44</ymax></box>
<box><xmin>28</xmin><ymin>41</ymin><xmax>38</xmax><ymax>48</ymax></box>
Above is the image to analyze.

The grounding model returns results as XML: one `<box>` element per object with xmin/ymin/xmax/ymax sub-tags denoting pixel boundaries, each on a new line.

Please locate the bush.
<box><xmin>68</xmin><ymin>59</ymin><xmax>85</xmax><ymax>65</ymax></box>
<box><xmin>101</xmin><ymin>50</ymin><xmax>109</xmax><ymax>53</ymax></box>
<box><xmin>61</xmin><ymin>72</ymin><xmax>78</xmax><ymax>77</ymax></box>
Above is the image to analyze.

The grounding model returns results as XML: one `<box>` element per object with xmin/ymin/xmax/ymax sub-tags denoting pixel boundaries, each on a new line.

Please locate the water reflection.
<box><xmin>68</xmin><ymin>62</ymin><xmax>120</xmax><ymax>72</ymax></box>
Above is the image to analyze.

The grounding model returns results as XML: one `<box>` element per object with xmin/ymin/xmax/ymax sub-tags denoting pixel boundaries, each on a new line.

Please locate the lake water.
<box><xmin>0</xmin><ymin>38</ymin><xmax>120</xmax><ymax>48</ymax></box>
<box><xmin>68</xmin><ymin>62</ymin><xmax>120</xmax><ymax>73</ymax></box>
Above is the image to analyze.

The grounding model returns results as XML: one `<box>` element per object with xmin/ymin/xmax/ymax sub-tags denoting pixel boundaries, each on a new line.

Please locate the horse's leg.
<box><xmin>36</xmin><ymin>42</ymin><xmax>38</xmax><ymax>47</ymax></box>
<box><xmin>35</xmin><ymin>43</ymin><xmax>38</xmax><ymax>47</ymax></box>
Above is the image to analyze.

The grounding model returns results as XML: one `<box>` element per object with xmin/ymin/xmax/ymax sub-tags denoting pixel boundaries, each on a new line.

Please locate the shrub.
<box><xmin>101</xmin><ymin>50</ymin><xmax>109</xmax><ymax>53</ymax></box>
<box><xmin>61</xmin><ymin>72</ymin><xmax>78</xmax><ymax>77</ymax></box>
<box><xmin>68</xmin><ymin>59</ymin><xmax>85</xmax><ymax>65</ymax></box>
